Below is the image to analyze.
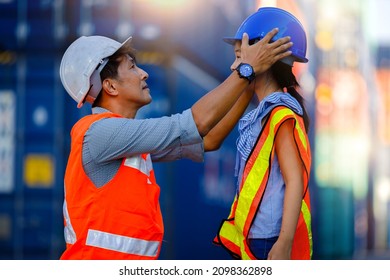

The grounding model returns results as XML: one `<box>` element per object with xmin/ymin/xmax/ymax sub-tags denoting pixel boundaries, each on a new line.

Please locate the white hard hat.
<box><xmin>59</xmin><ymin>35</ymin><xmax>132</xmax><ymax>108</ymax></box>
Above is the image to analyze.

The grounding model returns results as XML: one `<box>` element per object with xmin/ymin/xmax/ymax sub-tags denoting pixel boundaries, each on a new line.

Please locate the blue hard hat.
<box><xmin>224</xmin><ymin>7</ymin><xmax>308</xmax><ymax>65</ymax></box>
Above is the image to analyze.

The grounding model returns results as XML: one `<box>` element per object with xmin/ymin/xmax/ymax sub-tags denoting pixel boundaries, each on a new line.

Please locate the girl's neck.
<box><xmin>254</xmin><ymin>73</ymin><xmax>282</xmax><ymax>101</ymax></box>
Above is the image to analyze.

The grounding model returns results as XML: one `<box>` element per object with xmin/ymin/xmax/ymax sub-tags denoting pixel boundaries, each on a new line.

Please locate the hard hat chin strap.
<box><xmin>86</xmin><ymin>58</ymin><xmax>109</xmax><ymax>104</ymax></box>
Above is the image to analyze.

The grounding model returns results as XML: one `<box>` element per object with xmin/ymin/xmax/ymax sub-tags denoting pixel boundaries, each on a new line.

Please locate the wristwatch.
<box><xmin>235</xmin><ymin>63</ymin><xmax>255</xmax><ymax>83</ymax></box>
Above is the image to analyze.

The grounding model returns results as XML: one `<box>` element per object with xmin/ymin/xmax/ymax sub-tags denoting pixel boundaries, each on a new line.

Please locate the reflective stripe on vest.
<box><xmin>86</xmin><ymin>229</ymin><xmax>159</xmax><ymax>258</ymax></box>
<box><xmin>63</xmin><ymin>198</ymin><xmax>76</xmax><ymax>245</ymax></box>
<box><xmin>301</xmin><ymin>199</ymin><xmax>313</xmax><ymax>257</ymax></box>
<box><xmin>124</xmin><ymin>154</ymin><xmax>153</xmax><ymax>183</ymax></box>
<box><xmin>215</xmin><ymin>106</ymin><xmax>312</xmax><ymax>260</ymax></box>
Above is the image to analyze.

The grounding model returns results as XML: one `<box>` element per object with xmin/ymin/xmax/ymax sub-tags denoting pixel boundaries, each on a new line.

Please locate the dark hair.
<box><xmin>92</xmin><ymin>44</ymin><xmax>137</xmax><ymax>107</ymax></box>
<box><xmin>270</xmin><ymin>61</ymin><xmax>310</xmax><ymax>132</ymax></box>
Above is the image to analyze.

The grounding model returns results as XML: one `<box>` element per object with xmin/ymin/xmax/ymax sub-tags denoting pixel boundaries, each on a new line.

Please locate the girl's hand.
<box><xmin>267</xmin><ymin>239</ymin><xmax>292</xmax><ymax>260</ymax></box>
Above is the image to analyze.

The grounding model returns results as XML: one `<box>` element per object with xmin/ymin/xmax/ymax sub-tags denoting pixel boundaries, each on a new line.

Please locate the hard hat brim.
<box><xmin>222</xmin><ymin>37</ymin><xmax>237</xmax><ymax>45</ymax></box>
<box><xmin>120</xmin><ymin>36</ymin><xmax>133</xmax><ymax>49</ymax></box>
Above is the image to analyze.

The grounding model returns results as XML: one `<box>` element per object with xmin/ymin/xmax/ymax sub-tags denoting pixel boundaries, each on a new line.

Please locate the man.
<box><xmin>59</xmin><ymin>29</ymin><xmax>292</xmax><ymax>259</ymax></box>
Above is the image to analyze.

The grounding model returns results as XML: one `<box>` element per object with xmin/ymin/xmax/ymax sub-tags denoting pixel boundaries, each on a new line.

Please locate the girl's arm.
<box><xmin>203</xmin><ymin>84</ymin><xmax>255</xmax><ymax>151</ymax></box>
<box><xmin>268</xmin><ymin>119</ymin><xmax>304</xmax><ymax>260</ymax></box>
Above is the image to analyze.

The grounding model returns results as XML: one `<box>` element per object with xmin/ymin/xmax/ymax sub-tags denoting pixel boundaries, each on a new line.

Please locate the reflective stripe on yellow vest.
<box><xmin>214</xmin><ymin>106</ymin><xmax>312</xmax><ymax>260</ymax></box>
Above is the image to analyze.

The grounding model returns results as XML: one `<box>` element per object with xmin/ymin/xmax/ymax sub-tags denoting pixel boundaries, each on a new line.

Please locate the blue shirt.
<box><xmin>235</xmin><ymin>92</ymin><xmax>303</xmax><ymax>239</ymax></box>
<box><xmin>82</xmin><ymin>107</ymin><xmax>204</xmax><ymax>187</ymax></box>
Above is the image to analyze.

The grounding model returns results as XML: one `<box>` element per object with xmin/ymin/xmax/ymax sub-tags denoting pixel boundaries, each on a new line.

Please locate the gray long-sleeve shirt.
<box><xmin>82</xmin><ymin>107</ymin><xmax>204</xmax><ymax>187</ymax></box>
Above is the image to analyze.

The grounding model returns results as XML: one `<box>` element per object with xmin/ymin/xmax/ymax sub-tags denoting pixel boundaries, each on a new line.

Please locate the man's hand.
<box><xmin>240</xmin><ymin>29</ymin><xmax>293</xmax><ymax>74</ymax></box>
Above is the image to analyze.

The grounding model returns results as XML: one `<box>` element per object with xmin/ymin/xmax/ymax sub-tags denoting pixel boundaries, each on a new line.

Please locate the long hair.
<box><xmin>270</xmin><ymin>61</ymin><xmax>310</xmax><ymax>132</ymax></box>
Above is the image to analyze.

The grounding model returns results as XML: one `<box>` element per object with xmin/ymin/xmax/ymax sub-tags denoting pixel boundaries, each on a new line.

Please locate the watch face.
<box><xmin>239</xmin><ymin>64</ymin><xmax>253</xmax><ymax>77</ymax></box>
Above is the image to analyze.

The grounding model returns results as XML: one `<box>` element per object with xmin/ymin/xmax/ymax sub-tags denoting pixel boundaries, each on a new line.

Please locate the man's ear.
<box><xmin>102</xmin><ymin>79</ymin><xmax>119</xmax><ymax>97</ymax></box>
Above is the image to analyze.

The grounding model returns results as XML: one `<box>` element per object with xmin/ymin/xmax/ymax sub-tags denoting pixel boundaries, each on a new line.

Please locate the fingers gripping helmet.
<box><xmin>59</xmin><ymin>35</ymin><xmax>132</xmax><ymax>108</ymax></box>
<box><xmin>224</xmin><ymin>7</ymin><xmax>308</xmax><ymax>66</ymax></box>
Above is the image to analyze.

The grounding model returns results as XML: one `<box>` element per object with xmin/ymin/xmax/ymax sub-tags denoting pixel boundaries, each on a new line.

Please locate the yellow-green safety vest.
<box><xmin>214</xmin><ymin>106</ymin><xmax>312</xmax><ymax>260</ymax></box>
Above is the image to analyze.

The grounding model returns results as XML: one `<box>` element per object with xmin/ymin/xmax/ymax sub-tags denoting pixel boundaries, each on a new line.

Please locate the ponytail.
<box><xmin>271</xmin><ymin>62</ymin><xmax>310</xmax><ymax>132</ymax></box>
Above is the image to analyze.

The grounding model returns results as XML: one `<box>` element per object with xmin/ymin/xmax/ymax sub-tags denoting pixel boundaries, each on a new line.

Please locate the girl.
<box><xmin>213</xmin><ymin>7</ymin><xmax>312</xmax><ymax>260</ymax></box>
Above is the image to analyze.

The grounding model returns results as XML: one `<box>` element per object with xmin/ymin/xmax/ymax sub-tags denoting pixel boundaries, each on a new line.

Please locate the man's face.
<box><xmin>115</xmin><ymin>55</ymin><xmax>151</xmax><ymax>108</ymax></box>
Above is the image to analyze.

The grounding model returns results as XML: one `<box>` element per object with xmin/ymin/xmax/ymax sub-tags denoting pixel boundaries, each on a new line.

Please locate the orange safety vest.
<box><xmin>61</xmin><ymin>112</ymin><xmax>164</xmax><ymax>260</ymax></box>
<box><xmin>214</xmin><ymin>106</ymin><xmax>312</xmax><ymax>260</ymax></box>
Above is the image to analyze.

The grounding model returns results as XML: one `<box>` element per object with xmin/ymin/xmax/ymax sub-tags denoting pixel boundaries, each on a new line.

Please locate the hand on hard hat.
<box><xmin>240</xmin><ymin>29</ymin><xmax>292</xmax><ymax>75</ymax></box>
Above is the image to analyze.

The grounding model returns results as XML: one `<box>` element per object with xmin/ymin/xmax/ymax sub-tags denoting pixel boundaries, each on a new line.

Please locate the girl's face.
<box><xmin>230</xmin><ymin>41</ymin><xmax>243</xmax><ymax>71</ymax></box>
